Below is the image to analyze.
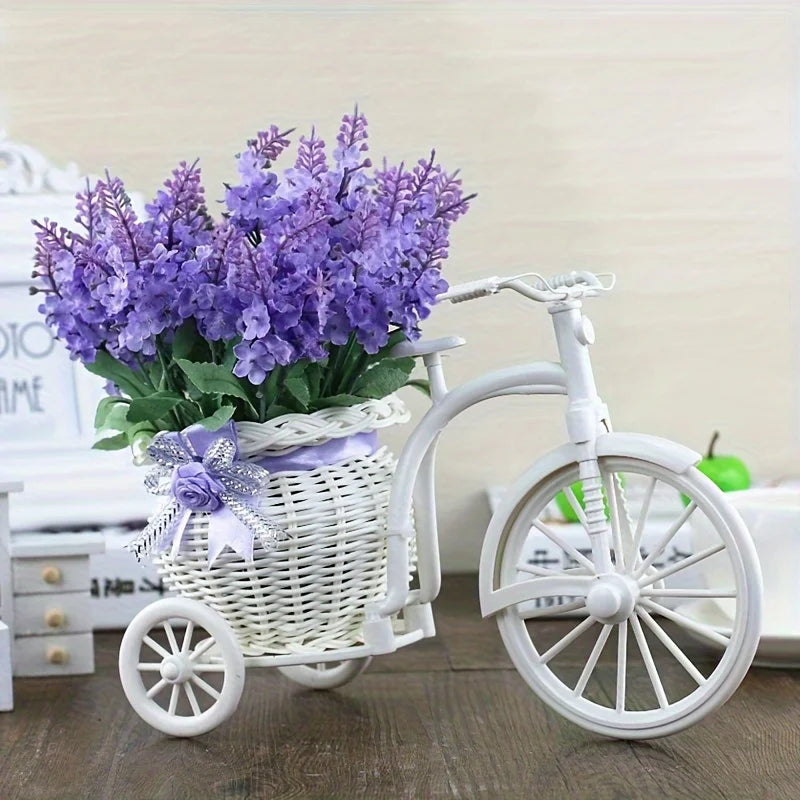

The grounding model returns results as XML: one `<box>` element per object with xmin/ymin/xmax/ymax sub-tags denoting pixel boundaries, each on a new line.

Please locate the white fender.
<box><xmin>478</xmin><ymin>432</ymin><xmax>701</xmax><ymax>617</ymax></box>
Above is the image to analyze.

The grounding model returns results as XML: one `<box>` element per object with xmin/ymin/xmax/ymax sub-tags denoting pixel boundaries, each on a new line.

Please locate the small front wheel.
<box><xmin>119</xmin><ymin>598</ymin><xmax>245</xmax><ymax>737</ymax></box>
<box><xmin>278</xmin><ymin>657</ymin><xmax>372</xmax><ymax>689</ymax></box>
<box><xmin>492</xmin><ymin>455</ymin><xmax>761</xmax><ymax>739</ymax></box>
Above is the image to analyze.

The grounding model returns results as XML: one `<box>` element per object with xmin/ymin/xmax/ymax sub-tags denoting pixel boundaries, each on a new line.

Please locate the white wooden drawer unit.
<box><xmin>9</xmin><ymin>532</ymin><xmax>104</xmax><ymax>677</ymax></box>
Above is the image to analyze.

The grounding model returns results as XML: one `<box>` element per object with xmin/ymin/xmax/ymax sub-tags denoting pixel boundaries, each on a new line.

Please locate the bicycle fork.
<box><xmin>550</xmin><ymin>302</ymin><xmax>622</xmax><ymax>575</ymax></box>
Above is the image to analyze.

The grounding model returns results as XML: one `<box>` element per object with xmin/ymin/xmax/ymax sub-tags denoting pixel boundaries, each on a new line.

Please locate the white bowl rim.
<box><xmin>725</xmin><ymin>487</ymin><xmax>800</xmax><ymax>512</ymax></box>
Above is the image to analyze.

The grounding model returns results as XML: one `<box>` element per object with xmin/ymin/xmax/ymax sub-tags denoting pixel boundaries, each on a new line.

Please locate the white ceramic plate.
<box><xmin>675</xmin><ymin>599</ymin><xmax>800</xmax><ymax>669</ymax></box>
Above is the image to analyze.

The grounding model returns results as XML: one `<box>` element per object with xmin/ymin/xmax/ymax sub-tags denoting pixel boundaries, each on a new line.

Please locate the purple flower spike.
<box><xmin>32</xmin><ymin>106</ymin><xmax>473</xmax><ymax>393</ymax></box>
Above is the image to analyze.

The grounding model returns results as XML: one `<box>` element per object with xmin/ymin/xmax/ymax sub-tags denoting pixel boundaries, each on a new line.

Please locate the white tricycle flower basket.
<box><xmin>144</xmin><ymin>396</ymin><xmax>410</xmax><ymax>656</ymax></box>
<box><xmin>32</xmin><ymin>108</ymin><xmax>764</xmax><ymax>742</ymax></box>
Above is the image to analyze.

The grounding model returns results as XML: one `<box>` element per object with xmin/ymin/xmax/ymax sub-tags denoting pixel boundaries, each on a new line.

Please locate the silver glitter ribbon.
<box><xmin>128</xmin><ymin>424</ymin><xmax>287</xmax><ymax>565</ymax></box>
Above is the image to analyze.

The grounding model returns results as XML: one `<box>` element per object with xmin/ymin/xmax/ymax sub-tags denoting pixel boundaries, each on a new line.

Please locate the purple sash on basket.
<box><xmin>254</xmin><ymin>431</ymin><xmax>378</xmax><ymax>472</ymax></box>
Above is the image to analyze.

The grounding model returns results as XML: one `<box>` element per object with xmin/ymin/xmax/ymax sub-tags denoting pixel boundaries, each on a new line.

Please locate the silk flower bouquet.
<box><xmin>31</xmin><ymin>109</ymin><xmax>472</xmax><ymax>654</ymax></box>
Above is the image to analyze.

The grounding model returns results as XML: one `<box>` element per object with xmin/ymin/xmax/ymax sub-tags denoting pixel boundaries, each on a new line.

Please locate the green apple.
<box><xmin>682</xmin><ymin>431</ymin><xmax>751</xmax><ymax>505</ymax></box>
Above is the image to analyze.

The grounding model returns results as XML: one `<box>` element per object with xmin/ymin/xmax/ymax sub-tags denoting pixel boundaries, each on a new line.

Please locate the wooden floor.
<box><xmin>1</xmin><ymin>574</ymin><xmax>798</xmax><ymax>800</ymax></box>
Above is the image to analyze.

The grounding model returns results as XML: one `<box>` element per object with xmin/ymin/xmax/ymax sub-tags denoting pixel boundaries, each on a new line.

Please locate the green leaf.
<box><xmin>94</xmin><ymin>396</ymin><xmax>129</xmax><ymax>429</ymax></box>
<box><xmin>171</xmin><ymin>321</ymin><xmax>198</xmax><ymax>361</ymax></box>
<box><xmin>196</xmin><ymin>405</ymin><xmax>235</xmax><ymax>431</ymax></box>
<box><xmin>85</xmin><ymin>350</ymin><xmax>149</xmax><ymax>399</ymax></box>
<box><xmin>264</xmin><ymin>403</ymin><xmax>294</xmax><ymax>419</ymax></box>
<box><xmin>351</xmin><ymin>357</ymin><xmax>415</xmax><ymax>399</ymax></box>
<box><xmin>92</xmin><ymin>432</ymin><xmax>129</xmax><ymax>451</ymax></box>
<box><xmin>306</xmin><ymin>362</ymin><xmax>323</xmax><ymax>401</ymax></box>
<box><xmin>149</xmin><ymin>359</ymin><xmax>164</xmax><ymax>391</ymax></box>
<box><xmin>222</xmin><ymin>337</ymin><xmax>241</xmax><ymax>371</ymax></box>
<box><xmin>283</xmin><ymin>375</ymin><xmax>310</xmax><ymax>410</ymax></box>
<box><xmin>176</xmin><ymin>359</ymin><xmax>251</xmax><ymax>401</ymax></box>
<box><xmin>405</xmin><ymin>378</ymin><xmax>431</xmax><ymax>398</ymax></box>
<box><xmin>374</xmin><ymin>329</ymin><xmax>408</xmax><ymax>361</ymax></box>
<box><xmin>285</xmin><ymin>361</ymin><xmax>308</xmax><ymax>379</ymax></box>
<box><xmin>311</xmin><ymin>394</ymin><xmax>364</xmax><ymax>409</ymax></box>
<box><xmin>258</xmin><ymin>367</ymin><xmax>282</xmax><ymax>416</ymax></box>
<box><xmin>99</xmin><ymin>401</ymin><xmax>133</xmax><ymax>433</ymax></box>
<box><xmin>176</xmin><ymin>399</ymin><xmax>205</xmax><ymax>425</ymax></box>
<box><xmin>126</xmin><ymin>392</ymin><xmax>184</xmax><ymax>424</ymax></box>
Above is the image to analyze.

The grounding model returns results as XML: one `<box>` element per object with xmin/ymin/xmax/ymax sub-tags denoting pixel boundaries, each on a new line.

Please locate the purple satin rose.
<box><xmin>171</xmin><ymin>462</ymin><xmax>224</xmax><ymax>511</ymax></box>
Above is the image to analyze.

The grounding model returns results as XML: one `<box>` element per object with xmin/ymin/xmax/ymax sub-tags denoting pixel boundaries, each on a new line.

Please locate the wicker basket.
<box><xmin>153</xmin><ymin>395</ymin><xmax>410</xmax><ymax>656</ymax></box>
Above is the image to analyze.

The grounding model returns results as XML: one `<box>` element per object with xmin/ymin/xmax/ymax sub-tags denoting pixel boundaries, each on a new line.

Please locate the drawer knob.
<box><xmin>44</xmin><ymin>609</ymin><xmax>66</xmax><ymax>629</ymax></box>
<box><xmin>46</xmin><ymin>646</ymin><xmax>69</xmax><ymax>665</ymax></box>
<box><xmin>41</xmin><ymin>566</ymin><xmax>62</xmax><ymax>585</ymax></box>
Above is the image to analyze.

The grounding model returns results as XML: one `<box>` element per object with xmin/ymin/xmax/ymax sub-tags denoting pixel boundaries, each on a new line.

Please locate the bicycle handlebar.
<box><xmin>440</xmin><ymin>270</ymin><xmax>614</xmax><ymax>305</ymax></box>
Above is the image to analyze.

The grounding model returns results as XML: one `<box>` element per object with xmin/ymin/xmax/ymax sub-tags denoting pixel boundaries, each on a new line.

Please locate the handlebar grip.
<box><xmin>546</xmin><ymin>271</ymin><xmax>602</xmax><ymax>291</ymax></box>
<box><xmin>440</xmin><ymin>277</ymin><xmax>501</xmax><ymax>303</ymax></box>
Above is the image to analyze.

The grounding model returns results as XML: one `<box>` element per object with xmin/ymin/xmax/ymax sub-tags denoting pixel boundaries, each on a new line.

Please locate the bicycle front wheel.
<box><xmin>493</xmin><ymin>456</ymin><xmax>761</xmax><ymax>739</ymax></box>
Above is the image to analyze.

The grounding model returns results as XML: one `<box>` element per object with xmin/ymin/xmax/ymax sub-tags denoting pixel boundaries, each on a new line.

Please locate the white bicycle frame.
<box><xmin>358</xmin><ymin>290</ymin><xmax>612</xmax><ymax>645</ymax></box>
<box><xmin>243</xmin><ymin>272</ymin><xmax>701</xmax><ymax>667</ymax></box>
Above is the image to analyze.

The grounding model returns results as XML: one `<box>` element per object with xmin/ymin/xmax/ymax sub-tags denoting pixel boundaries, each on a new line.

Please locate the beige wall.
<box><xmin>2</xmin><ymin>1</ymin><xmax>797</xmax><ymax>570</ymax></box>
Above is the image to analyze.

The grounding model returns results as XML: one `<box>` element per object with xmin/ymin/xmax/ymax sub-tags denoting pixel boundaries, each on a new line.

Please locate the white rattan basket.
<box><xmin>153</xmin><ymin>395</ymin><xmax>411</xmax><ymax>656</ymax></box>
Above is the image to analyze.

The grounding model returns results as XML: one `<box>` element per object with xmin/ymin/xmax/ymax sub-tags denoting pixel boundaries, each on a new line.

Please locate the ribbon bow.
<box><xmin>128</xmin><ymin>422</ymin><xmax>287</xmax><ymax>566</ymax></box>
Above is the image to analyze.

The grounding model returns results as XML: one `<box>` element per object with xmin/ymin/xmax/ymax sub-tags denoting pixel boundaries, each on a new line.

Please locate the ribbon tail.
<box><xmin>207</xmin><ymin>504</ymin><xmax>255</xmax><ymax>567</ymax></box>
<box><xmin>224</xmin><ymin>495</ymin><xmax>288</xmax><ymax>552</ymax></box>
<box><xmin>127</xmin><ymin>498</ymin><xmax>182</xmax><ymax>562</ymax></box>
<box><xmin>169</xmin><ymin>507</ymin><xmax>194</xmax><ymax>558</ymax></box>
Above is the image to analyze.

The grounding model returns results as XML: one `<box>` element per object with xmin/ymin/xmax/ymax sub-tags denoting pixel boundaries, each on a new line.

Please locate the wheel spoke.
<box><xmin>639</xmin><ymin>543</ymin><xmax>725</xmax><ymax>588</ymax></box>
<box><xmin>637</xmin><ymin>607</ymin><xmax>707</xmax><ymax>686</ymax></box>
<box><xmin>603</xmin><ymin>472</ymin><xmax>627</xmax><ymax>572</ymax></box>
<box><xmin>167</xmin><ymin>684</ymin><xmax>180</xmax><ymax>715</ymax></box>
<box><xmin>539</xmin><ymin>616</ymin><xmax>596</xmax><ymax>664</ymax></box>
<box><xmin>573</xmin><ymin>624</ymin><xmax>612</xmax><ymax>697</ymax></box>
<box><xmin>181</xmin><ymin>621</ymin><xmax>194</xmax><ymax>654</ymax></box>
<box><xmin>633</xmin><ymin>501</ymin><xmax>696</xmax><ymax>579</ymax></box>
<box><xmin>184</xmin><ymin>682</ymin><xmax>202</xmax><ymax>716</ymax></box>
<box><xmin>519</xmin><ymin>600</ymin><xmax>586</xmax><ymax>620</ymax></box>
<box><xmin>613</xmin><ymin>474</ymin><xmax>637</xmax><ymax>568</ymax></box>
<box><xmin>640</xmin><ymin>599</ymin><xmax>731</xmax><ymax>647</ymax></box>
<box><xmin>191</xmin><ymin>675</ymin><xmax>221</xmax><ymax>701</ymax></box>
<box><xmin>142</xmin><ymin>635</ymin><xmax>171</xmax><ymax>660</ymax></box>
<box><xmin>640</xmin><ymin>588</ymin><xmax>736</xmax><ymax>599</ymax></box>
<box><xmin>563</xmin><ymin>485</ymin><xmax>589</xmax><ymax>529</ymax></box>
<box><xmin>532</xmin><ymin>520</ymin><xmax>595</xmax><ymax>572</ymax></box>
<box><xmin>632</xmin><ymin>477</ymin><xmax>657</xmax><ymax>565</ymax></box>
<box><xmin>517</xmin><ymin>562</ymin><xmax>566</xmax><ymax>578</ymax></box>
<box><xmin>189</xmin><ymin>637</ymin><xmax>216</xmax><ymax>662</ymax></box>
<box><xmin>630</xmin><ymin>614</ymin><xmax>669</xmax><ymax>709</ymax></box>
<box><xmin>137</xmin><ymin>662</ymin><xmax>162</xmax><ymax>672</ymax></box>
<box><xmin>163</xmin><ymin>621</ymin><xmax>180</xmax><ymax>655</ymax></box>
<box><xmin>192</xmin><ymin>662</ymin><xmax>226</xmax><ymax>673</ymax></box>
<box><xmin>146</xmin><ymin>678</ymin><xmax>168</xmax><ymax>699</ymax></box>
<box><xmin>616</xmin><ymin>621</ymin><xmax>627</xmax><ymax>712</ymax></box>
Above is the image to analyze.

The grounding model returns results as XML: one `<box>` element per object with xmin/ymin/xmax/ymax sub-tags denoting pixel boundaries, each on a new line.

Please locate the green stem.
<box><xmin>134</xmin><ymin>355</ymin><xmax>159</xmax><ymax>392</ymax></box>
<box><xmin>707</xmin><ymin>431</ymin><xmax>720</xmax><ymax>460</ymax></box>
<box><xmin>261</xmin><ymin>368</ymin><xmax>281</xmax><ymax>420</ymax></box>
<box><xmin>343</xmin><ymin>351</ymin><xmax>369</xmax><ymax>394</ymax></box>
<box><xmin>155</xmin><ymin>343</ymin><xmax>186</xmax><ymax>430</ymax></box>
<box><xmin>321</xmin><ymin>344</ymin><xmax>342</xmax><ymax>395</ymax></box>
<box><xmin>332</xmin><ymin>335</ymin><xmax>360</xmax><ymax>395</ymax></box>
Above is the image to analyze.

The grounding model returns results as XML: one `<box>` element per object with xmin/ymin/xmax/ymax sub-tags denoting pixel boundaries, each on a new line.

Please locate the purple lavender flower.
<box><xmin>33</xmin><ymin>107</ymin><xmax>474</xmax><ymax>392</ymax></box>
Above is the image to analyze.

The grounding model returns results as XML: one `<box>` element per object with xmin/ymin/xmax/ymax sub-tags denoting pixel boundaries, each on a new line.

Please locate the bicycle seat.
<box><xmin>391</xmin><ymin>335</ymin><xmax>466</xmax><ymax>359</ymax></box>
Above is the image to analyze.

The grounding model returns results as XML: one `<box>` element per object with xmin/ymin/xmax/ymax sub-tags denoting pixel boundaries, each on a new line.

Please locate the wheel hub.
<box><xmin>585</xmin><ymin>574</ymin><xmax>638</xmax><ymax>624</ymax></box>
<box><xmin>160</xmin><ymin>655</ymin><xmax>192</xmax><ymax>684</ymax></box>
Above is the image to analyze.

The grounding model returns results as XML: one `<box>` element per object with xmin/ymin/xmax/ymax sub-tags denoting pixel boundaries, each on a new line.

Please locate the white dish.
<box><xmin>675</xmin><ymin>599</ymin><xmax>800</xmax><ymax>669</ymax></box>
